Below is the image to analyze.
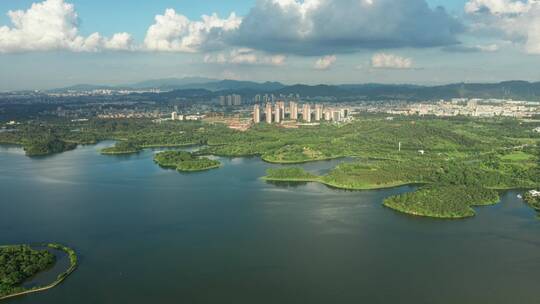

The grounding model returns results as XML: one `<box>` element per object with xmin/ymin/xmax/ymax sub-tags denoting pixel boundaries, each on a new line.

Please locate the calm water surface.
<box><xmin>1</xmin><ymin>143</ymin><xmax>539</xmax><ymax>304</ymax></box>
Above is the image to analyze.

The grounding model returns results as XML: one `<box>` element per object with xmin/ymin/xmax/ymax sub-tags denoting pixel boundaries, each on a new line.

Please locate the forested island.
<box><xmin>1</xmin><ymin>115</ymin><xmax>539</xmax><ymax>218</ymax></box>
<box><xmin>0</xmin><ymin>244</ymin><xmax>78</xmax><ymax>301</ymax></box>
<box><xmin>154</xmin><ymin>150</ymin><xmax>221</xmax><ymax>172</ymax></box>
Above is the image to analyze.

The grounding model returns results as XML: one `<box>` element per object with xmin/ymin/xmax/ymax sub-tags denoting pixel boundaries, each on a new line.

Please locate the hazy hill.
<box><xmin>128</xmin><ymin>77</ymin><xmax>218</xmax><ymax>90</ymax></box>
<box><xmin>193</xmin><ymin>80</ymin><xmax>285</xmax><ymax>92</ymax></box>
<box><xmin>48</xmin><ymin>79</ymin><xmax>540</xmax><ymax>101</ymax></box>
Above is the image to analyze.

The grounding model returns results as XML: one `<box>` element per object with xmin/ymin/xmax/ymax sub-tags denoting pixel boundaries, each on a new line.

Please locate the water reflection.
<box><xmin>265</xmin><ymin>180</ymin><xmax>310</xmax><ymax>188</ymax></box>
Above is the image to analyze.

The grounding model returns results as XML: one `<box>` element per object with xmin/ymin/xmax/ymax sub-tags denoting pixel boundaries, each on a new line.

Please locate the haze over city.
<box><xmin>2</xmin><ymin>0</ymin><xmax>540</xmax><ymax>90</ymax></box>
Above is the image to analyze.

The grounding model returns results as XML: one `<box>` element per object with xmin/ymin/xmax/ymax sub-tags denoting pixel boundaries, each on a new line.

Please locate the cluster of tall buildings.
<box><xmin>219</xmin><ymin>95</ymin><xmax>242</xmax><ymax>106</ymax></box>
<box><xmin>254</xmin><ymin>93</ymin><xmax>300</xmax><ymax>103</ymax></box>
<box><xmin>253</xmin><ymin>102</ymin><xmax>349</xmax><ymax>124</ymax></box>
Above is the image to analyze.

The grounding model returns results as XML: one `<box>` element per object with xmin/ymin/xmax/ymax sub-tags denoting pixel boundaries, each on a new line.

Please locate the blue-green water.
<box><xmin>1</xmin><ymin>142</ymin><xmax>540</xmax><ymax>304</ymax></box>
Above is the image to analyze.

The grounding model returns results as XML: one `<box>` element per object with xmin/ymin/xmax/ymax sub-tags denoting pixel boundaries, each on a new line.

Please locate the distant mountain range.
<box><xmin>129</xmin><ymin>77</ymin><xmax>218</xmax><ymax>90</ymax></box>
<box><xmin>48</xmin><ymin>78</ymin><xmax>540</xmax><ymax>101</ymax></box>
<box><xmin>51</xmin><ymin>78</ymin><xmax>285</xmax><ymax>93</ymax></box>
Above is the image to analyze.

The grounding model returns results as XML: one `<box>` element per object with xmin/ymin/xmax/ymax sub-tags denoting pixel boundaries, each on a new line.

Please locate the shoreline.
<box><xmin>261</xmin><ymin>155</ymin><xmax>346</xmax><ymax>164</ymax></box>
<box><xmin>262</xmin><ymin>176</ymin><xmax>416</xmax><ymax>191</ymax></box>
<box><xmin>101</xmin><ymin>149</ymin><xmax>139</xmax><ymax>155</ymax></box>
<box><xmin>262</xmin><ymin>176</ymin><xmax>513</xmax><ymax>219</ymax></box>
<box><xmin>3</xmin><ymin>142</ymin><xmax>538</xmax><ymax>219</ymax></box>
<box><xmin>382</xmin><ymin>198</ymin><xmax>501</xmax><ymax>219</ymax></box>
<box><xmin>177</xmin><ymin>164</ymin><xmax>221</xmax><ymax>172</ymax></box>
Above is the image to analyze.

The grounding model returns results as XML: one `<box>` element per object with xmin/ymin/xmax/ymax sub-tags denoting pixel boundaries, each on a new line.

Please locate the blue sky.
<box><xmin>0</xmin><ymin>0</ymin><xmax>538</xmax><ymax>90</ymax></box>
<box><xmin>0</xmin><ymin>0</ymin><xmax>255</xmax><ymax>39</ymax></box>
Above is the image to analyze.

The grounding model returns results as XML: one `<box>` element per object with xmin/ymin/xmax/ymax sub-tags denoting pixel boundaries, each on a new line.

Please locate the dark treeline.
<box><xmin>0</xmin><ymin>246</ymin><xmax>55</xmax><ymax>297</ymax></box>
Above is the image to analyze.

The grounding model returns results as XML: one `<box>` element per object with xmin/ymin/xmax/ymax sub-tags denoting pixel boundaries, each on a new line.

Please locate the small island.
<box><xmin>154</xmin><ymin>150</ymin><xmax>221</xmax><ymax>172</ymax></box>
<box><xmin>0</xmin><ymin>243</ymin><xmax>78</xmax><ymax>301</ymax></box>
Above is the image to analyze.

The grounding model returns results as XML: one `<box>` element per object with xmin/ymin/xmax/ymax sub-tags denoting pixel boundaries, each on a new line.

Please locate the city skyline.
<box><xmin>2</xmin><ymin>0</ymin><xmax>540</xmax><ymax>90</ymax></box>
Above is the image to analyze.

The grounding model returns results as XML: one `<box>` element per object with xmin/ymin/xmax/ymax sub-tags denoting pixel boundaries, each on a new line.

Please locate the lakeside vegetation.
<box><xmin>262</xmin><ymin>154</ymin><xmax>537</xmax><ymax>218</ymax></box>
<box><xmin>261</xmin><ymin>145</ymin><xmax>341</xmax><ymax>163</ymax></box>
<box><xmin>154</xmin><ymin>150</ymin><xmax>220</xmax><ymax>172</ymax></box>
<box><xmin>0</xmin><ymin>243</ymin><xmax>78</xmax><ymax>301</ymax></box>
<box><xmin>265</xmin><ymin>167</ymin><xmax>319</xmax><ymax>181</ymax></box>
<box><xmin>0</xmin><ymin>245</ymin><xmax>55</xmax><ymax>297</ymax></box>
<box><xmin>22</xmin><ymin>135</ymin><xmax>77</xmax><ymax>156</ymax></box>
<box><xmin>257</xmin><ymin>117</ymin><xmax>538</xmax><ymax>218</ymax></box>
<box><xmin>1</xmin><ymin>115</ymin><xmax>539</xmax><ymax>218</ymax></box>
<box><xmin>524</xmin><ymin>192</ymin><xmax>540</xmax><ymax>211</ymax></box>
<box><xmin>0</xmin><ymin>124</ymin><xmax>92</xmax><ymax>156</ymax></box>
<box><xmin>383</xmin><ymin>186</ymin><xmax>500</xmax><ymax>218</ymax></box>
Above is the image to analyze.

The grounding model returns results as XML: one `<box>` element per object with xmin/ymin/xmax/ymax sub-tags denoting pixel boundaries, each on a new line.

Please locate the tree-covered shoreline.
<box><xmin>0</xmin><ymin>245</ymin><xmax>55</xmax><ymax>297</ymax></box>
<box><xmin>383</xmin><ymin>186</ymin><xmax>500</xmax><ymax>218</ymax></box>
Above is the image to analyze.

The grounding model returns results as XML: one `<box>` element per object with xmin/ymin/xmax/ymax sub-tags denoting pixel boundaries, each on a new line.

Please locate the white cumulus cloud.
<box><xmin>144</xmin><ymin>9</ymin><xmax>241</xmax><ymax>52</ymax></box>
<box><xmin>105</xmin><ymin>32</ymin><xmax>134</xmax><ymax>51</ymax></box>
<box><xmin>314</xmin><ymin>55</ymin><xmax>336</xmax><ymax>70</ymax></box>
<box><xmin>371</xmin><ymin>53</ymin><xmax>413</xmax><ymax>69</ymax></box>
<box><xmin>465</xmin><ymin>0</ymin><xmax>540</xmax><ymax>54</ymax></box>
<box><xmin>0</xmin><ymin>0</ymin><xmax>133</xmax><ymax>53</ymax></box>
<box><xmin>442</xmin><ymin>43</ymin><xmax>500</xmax><ymax>52</ymax></box>
<box><xmin>465</xmin><ymin>0</ymin><xmax>532</xmax><ymax>14</ymax></box>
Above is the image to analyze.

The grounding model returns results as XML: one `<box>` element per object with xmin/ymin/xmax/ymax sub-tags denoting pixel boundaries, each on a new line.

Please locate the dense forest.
<box><xmin>383</xmin><ymin>186</ymin><xmax>500</xmax><ymax>218</ymax></box>
<box><xmin>0</xmin><ymin>246</ymin><xmax>55</xmax><ymax>297</ymax></box>
<box><xmin>266</xmin><ymin>167</ymin><xmax>318</xmax><ymax>181</ymax></box>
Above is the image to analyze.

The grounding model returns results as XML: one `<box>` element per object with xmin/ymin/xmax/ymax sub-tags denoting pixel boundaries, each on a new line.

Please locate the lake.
<box><xmin>1</xmin><ymin>142</ymin><xmax>539</xmax><ymax>304</ymax></box>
